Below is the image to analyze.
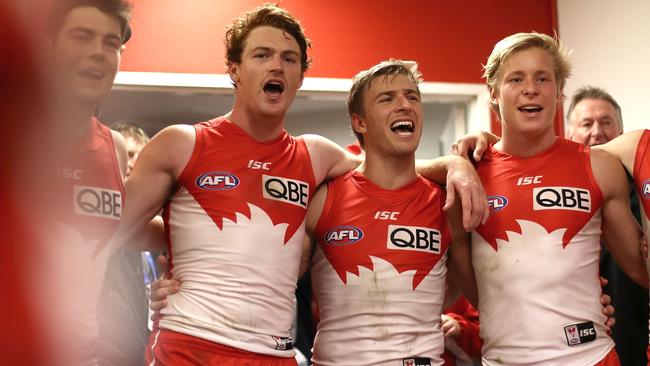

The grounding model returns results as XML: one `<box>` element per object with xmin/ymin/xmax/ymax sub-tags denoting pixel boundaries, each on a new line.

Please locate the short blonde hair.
<box><xmin>483</xmin><ymin>32</ymin><xmax>571</xmax><ymax>98</ymax></box>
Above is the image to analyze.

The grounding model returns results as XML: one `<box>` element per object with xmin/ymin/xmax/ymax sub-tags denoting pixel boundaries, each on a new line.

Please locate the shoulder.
<box><xmin>590</xmin><ymin>146</ymin><xmax>628</xmax><ymax>199</ymax></box>
<box><xmin>301</xmin><ymin>133</ymin><xmax>338</xmax><ymax>150</ymax></box>
<box><xmin>149</xmin><ymin>124</ymin><xmax>196</xmax><ymax>149</ymax></box>
<box><xmin>141</xmin><ymin>124</ymin><xmax>196</xmax><ymax>177</ymax></box>
<box><xmin>593</xmin><ymin>129</ymin><xmax>645</xmax><ymax>173</ymax></box>
<box><xmin>590</xmin><ymin>145</ymin><xmax>621</xmax><ymax>170</ymax></box>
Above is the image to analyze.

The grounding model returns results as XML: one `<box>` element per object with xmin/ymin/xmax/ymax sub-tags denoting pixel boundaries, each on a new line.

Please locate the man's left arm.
<box><xmin>417</xmin><ymin>156</ymin><xmax>489</xmax><ymax>231</ymax></box>
<box><xmin>592</xmin><ymin>148</ymin><xmax>649</xmax><ymax>288</ymax></box>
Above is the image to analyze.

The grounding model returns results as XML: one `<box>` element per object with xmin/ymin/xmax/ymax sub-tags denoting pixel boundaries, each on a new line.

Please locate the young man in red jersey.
<box><xmin>115</xmin><ymin>5</ymin><xmax>488</xmax><ymax>365</ymax></box>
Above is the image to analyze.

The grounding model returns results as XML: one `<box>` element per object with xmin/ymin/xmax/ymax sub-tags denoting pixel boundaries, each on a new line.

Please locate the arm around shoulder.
<box><xmin>302</xmin><ymin>134</ymin><xmax>361</xmax><ymax>185</ymax></box>
<box><xmin>592</xmin><ymin>129</ymin><xmax>643</xmax><ymax>174</ymax></box>
<box><xmin>592</xmin><ymin>148</ymin><xmax>649</xmax><ymax>288</ymax></box>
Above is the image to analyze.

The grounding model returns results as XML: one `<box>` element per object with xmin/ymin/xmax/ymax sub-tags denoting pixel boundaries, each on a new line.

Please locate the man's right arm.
<box><xmin>113</xmin><ymin>125</ymin><xmax>195</xmax><ymax>252</ymax></box>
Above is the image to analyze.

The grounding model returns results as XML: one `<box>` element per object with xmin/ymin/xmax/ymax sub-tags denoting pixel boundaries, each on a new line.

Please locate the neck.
<box><xmin>496</xmin><ymin>125</ymin><xmax>557</xmax><ymax>157</ymax></box>
<box><xmin>227</xmin><ymin>100</ymin><xmax>285</xmax><ymax>142</ymax></box>
<box><xmin>51</xmin><ymin>98</ymin><xmax>96</xmax><ymax>145</ymax></box>
<box><xmin>359</xmin><ymin>149</ymin><xmax>417</xmax><ymax>190</ymax></box>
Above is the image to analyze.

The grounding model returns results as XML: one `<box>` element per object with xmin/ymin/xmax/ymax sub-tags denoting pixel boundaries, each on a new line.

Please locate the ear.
<box><xmin>351</xmin><ymin>113</ymin><xmax>368</xmax><ymax>135</ymax></box>
<box><xmin>298</xmin><ymin>72</ymin><xmax>305</xmax><ymax>89</ymax></box>
<box><xmin>489</xmin><ymin>87</ymin><xmax>501</xmax><ymax>116</ymax></box>
<box><xmin>489</xmin><ymin>86</ymin><xmax>499</xmax><ymax>106</ymax></box>
<box><xmin>228</xmin><ymin>62</ymin><xmax>240</xmax><ymax>87</ymax></box>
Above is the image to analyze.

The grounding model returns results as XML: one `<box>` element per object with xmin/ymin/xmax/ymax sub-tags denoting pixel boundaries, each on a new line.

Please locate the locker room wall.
<box><xmin>103</xmin><ymin>0</ymin><xmax>561</xmax><ymax>153</ymax></box>
<box><xmin>558</xmin><ymin>0</ymin><xmax>650</xmax><ymax>132</ymax></box>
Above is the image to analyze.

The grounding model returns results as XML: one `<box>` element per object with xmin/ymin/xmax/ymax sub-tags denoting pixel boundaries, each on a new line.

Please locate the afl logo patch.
<box><xmin>642</xmin><ymin>179</ymin><xmax>650</xmax><ymax>199</ymax></box>
<box><xmin>487</xmin><ymin>195</ymin><xmax>508</xmax><ymax>212</ymax></box>
<box><xmin>195</xmin><ymin>172</ymin><xmax>240</xmax><ymax>190</ymax></box>
<box><xmin>325</xmin><ymin>226</ymin><xmax>363</xmax><ymax>246</ymax></box>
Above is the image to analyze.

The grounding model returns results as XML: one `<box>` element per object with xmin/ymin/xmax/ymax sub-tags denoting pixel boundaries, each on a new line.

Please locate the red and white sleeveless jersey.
<box><xmin>311</xmin><ymin>171</ymin><xmax>450</xmax><ymax>366</ymax></box>
<box><xmin>160</xmin><ymin>117</ymin><xmax>315</xmax><ymax>357</ymax></box>
<box><xmin>633</xmin><ymin>129</ymin><xmax>650</xmax><ymax>224</ymax></box>
<box><xmin>632</xmin><ymin>129</ymin><xmax>650</xmax><ymax>354</ymax></box>
<box><xmin>49</xmin><ymin>117</ymin><xmax>125</xmax><ymax>361</ymax></box>
<box><xmin>473</xmin><ymin>139</ymin><xmax>613</xmax><ymax>366</ymax></box>
<box><xmin>54</xmin><ymin>117</ymin><xmax>124</xmax><ymax>248</ymax></box>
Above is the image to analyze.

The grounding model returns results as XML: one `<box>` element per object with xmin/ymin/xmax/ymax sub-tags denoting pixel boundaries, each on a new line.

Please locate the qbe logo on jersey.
<box><xmin>263</xmin><ymin>174</ymin><xmax>309</xmax><ymax>208</ymax></box>
<box><xmin>387</xmin><ymin>225</ymin><xmax>441</xmax><ymax>254</ymax></box>
<box><xmin>73</xmin><ymin>185</ymin><xmax>122</xmax><ymax>220</ymax></box>
<box><xmin>564</xmin><ymin>321</ymin><xmax>597</xmax><ymax>346</ymax></box>
<box><xmin>533</xmin><ymin>186</ymin><xmax>591</xmax><ymax>212</ymax></box>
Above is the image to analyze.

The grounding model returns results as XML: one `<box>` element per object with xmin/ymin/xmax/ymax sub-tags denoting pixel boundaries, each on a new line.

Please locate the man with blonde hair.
<box><xmin>470</xmin><ymin>32</ymin><xmax>647</xmax><ymax>365</ymax></box>
<box><xmin>112</xmin><ymin>121</ymin><xmax>150</xmax><ymax>177</ymax></box>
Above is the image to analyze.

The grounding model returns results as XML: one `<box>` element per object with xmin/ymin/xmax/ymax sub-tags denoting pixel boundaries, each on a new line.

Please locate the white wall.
<box><xmin>558</xmin><ymin>0</ymin><xmax>650</xmax><ymax>131</ymax></box>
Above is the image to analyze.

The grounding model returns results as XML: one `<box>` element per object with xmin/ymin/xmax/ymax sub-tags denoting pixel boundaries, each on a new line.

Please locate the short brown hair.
<box><xmin>483</xmin><ymin>32</ymin><xmax>571</xmax><ymax>114</ymax></box>
<box><xmin>347</xmin><ymin>60</ymin><xmax>422</xmax><ymax>146</ymax></box>
<box><xmin>225</xmin><ymin>3</ymin><xmax>311</xmax><ymax>73</ymax></box>
<box><xmin>111</xmin><ymin>121</ymin><xmax>150</xmax><ymax>144</ymax></box>
<box><xmin>566</xmin><ymin>86</ymin><xmax>623</xmax><ymax>132</ymax></box>
<box><xmin>46</xmin><ymin>0</ymin><xmax>133</xmax><ymax>43</ymax></box>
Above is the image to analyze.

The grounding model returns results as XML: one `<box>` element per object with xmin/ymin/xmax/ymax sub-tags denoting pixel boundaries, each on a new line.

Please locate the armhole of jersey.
<box><xmin>161</xmin><ymin>201</ymin><xmax>174</xmax><ymax>274</ymax></box>
<box><xmin>313</xmin><ymin>179</ymin><xmax>337</xmax><ymax>241</ymax></box>
<box><xmin>176</xmin><ymin>125</ymin><xmax>202</xmax><ymax>187</ymax></box>
<box><xmin>98</xmin><ymin>119</ymin><xmax>126</xmax><ymax>198</ymax></box>
<box><xmin>583</xmin><ymin>145</ymin><xmax>605</xmax><ymax>206</ymax></box>
<box><xmin>633</xmin><ymin>130</ymin><xmax>650</xmax><ymax>182</ymax></box>
<box><xmin>295</xmin><ymin>136</ymin><xmax>317</xmax><ymax>192</ymax></box>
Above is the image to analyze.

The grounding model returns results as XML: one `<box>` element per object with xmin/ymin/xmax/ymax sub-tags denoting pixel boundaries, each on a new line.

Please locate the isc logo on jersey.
<box><xmin>263</xmin><ymin>174</ymin><xmax>309</xmax><ymax>208</ymax></box>
<box><xmin>564</xmin><ymin>321</ymin><xmax>597</xmax><ymax>346</ymax></box>
<box><xmin>387</xmin><ymin>225</ymin><xmax>441</xmax><ymax>254</ymax></box>
<box><xmin>324</xmin><ymin>226</ymin><xmax>363</xmax><ymax>246</ymax></box>
<box><xmin>196</xmin><ymin>172</ymin><xmax>240</xmax><ymax>190</ymax></box>
<box><xmin>642</xmin><ymin>179</ymin><xmax>650</xmax><ymax>199</ymax></box>
<box><xmin>73</xmin><ymin>185</ymin><xmax>122</xmax><ymax>220</ymax></box>
<box><xmin>487</xmin><ymin>195</ymin><xmax>508</xmax><ymax>212</ymax></box>
<box><xmin>533</xmin><ymin>186</ymin><xmax>591</xmax><ymax>212</ymax></box>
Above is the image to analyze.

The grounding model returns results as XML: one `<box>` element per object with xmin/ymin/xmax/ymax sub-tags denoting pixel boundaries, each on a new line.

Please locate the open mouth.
<box><xmin>390</xmin><ymin>120</ymin><xmax>414</xmax><ymax>135</ymax></box>
<box><xmin>263</xmin><ymin>81</ymin><xmax>284</xmax><ymax>95</ymax></box>
<box><xmin>518</xmin><ymin>104</ymin><xmax>543</xmax><ymax>114</ymax></box>
<box><xmin>79</xmin><ymin>70</ymin><xmax>104</xmax><ymax>80</ymax></box>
